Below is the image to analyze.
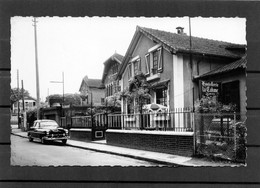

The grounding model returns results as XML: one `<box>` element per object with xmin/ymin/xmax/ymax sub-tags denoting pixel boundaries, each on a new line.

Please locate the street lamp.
<box><xmin>50</xmin><ymin>72</ymin><xmax>65</xmax><ymax>127</ymax></box>
<box><xmin>50</xmin><ymin>72</ymin><xmax>65</xmax><ymax>106</ymax></box>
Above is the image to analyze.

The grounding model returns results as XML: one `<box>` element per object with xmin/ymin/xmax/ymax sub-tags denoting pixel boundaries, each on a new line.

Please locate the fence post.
<box><xmin>193</xmin><ymin>117</ymin><xmax>197</xmax><ymax>155</ymax></box>
<box><xmin>233</xmin><ymin>112</ymin><xmax>237</xmax><ymax>160</ymax></box>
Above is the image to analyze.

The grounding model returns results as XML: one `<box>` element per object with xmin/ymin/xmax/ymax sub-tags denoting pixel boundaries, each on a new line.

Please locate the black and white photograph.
<box><xmin>10</xmin><ymin>16</ymin><xmax>247</xmax><ymax>167</ymax></box>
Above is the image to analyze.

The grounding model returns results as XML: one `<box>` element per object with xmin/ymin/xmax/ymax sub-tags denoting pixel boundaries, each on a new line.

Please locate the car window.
<box><xmin>39</xmin><ymin>121</ymin><xmax>58</xmax><ymax>128</ymax></box>
<box><xmin>34</xmin><ymin>122</ymin><xmax>39</xmax><ymax>128</ymax></box>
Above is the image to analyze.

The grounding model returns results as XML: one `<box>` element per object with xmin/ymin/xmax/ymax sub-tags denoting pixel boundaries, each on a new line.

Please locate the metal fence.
<box><xmin>70</xmin><ymin>116</ymin><xmax>92</xmax><ymax>128</ymax></box>
<box><xmin>194</xmin><ymin>113</ymin><xmax>246</xmax><ymax>162</ymax></box>
<box><xmin>107</xmin><ymin>109</ymin><xmax>194</xmax><ymax>132</ymax></box>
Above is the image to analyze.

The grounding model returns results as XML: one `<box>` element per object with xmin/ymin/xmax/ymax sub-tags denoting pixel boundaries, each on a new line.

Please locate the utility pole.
<box><xmin>62</xmin><ymin>72</ymin><xmax>64</xmax><ymax>106</ymax></box>
<box><xmin>189</xmin><ymin>17</ymin><xmax>195</xmax><ymax>111</ymax></box>
<box><xmin>33</xmin><ymin>17</ymin><xmax>41</xmax><ymax>119</ymax></box>
<box><xmin>17</xmin><ymin>70</ymin><xmax>20</xmax><ymax>128</ymax></box>
<box><xmin>21</xmin><ymin>80</ymin><xmax>25</xmax><ymax>112</ymax></box>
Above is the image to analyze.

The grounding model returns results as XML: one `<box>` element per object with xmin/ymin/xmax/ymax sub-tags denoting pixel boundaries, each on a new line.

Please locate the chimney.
<box><xmin>176</xmin><ymin>27</ymin><xmax>185</xmax><ymax>35</ymax></box>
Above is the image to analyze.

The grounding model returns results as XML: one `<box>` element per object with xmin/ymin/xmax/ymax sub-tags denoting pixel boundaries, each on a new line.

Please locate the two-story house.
<box><xmin>101</xmin><ymin>53</ymin><xmax>124</xmax><ymax>98</ymax></box>
<box><xmin>117</xmin><ymin>26</ymin><xmax>246</xmax><ymax>115</ymax></box>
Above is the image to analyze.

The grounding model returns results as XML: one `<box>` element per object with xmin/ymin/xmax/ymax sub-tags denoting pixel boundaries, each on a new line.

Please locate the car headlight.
<box><xmin>46</xmin><ymin>131</ymin><xmax>50</xmax><ymax>136</ymax></box>
<box><xmin>64</xmin><ymin>129</ymin><xmax>68</xmax><ymax>134</ymax></box>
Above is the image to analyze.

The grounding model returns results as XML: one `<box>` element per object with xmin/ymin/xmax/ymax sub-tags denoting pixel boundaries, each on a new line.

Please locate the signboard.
<box><xmin>199</xmin><ymin>80</ymin><xmax>221</xmax><ymax>99</ymax></box>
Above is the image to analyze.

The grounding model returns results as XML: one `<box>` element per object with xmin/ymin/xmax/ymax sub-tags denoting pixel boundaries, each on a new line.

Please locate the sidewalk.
<box><xmin>11</xmin><ymin>125</ymin><xmax>235</xmax><ymax>167</ymax></box>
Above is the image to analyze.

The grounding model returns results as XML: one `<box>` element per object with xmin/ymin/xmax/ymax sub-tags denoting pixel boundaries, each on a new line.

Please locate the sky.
<box><xmin>11</xmin><ymin>17</ymin><xmax>246</xmax><ymax>102</ymax></box>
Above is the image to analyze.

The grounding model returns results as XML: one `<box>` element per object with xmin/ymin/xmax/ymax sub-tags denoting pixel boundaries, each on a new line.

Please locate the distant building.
<box><xmin>12</xmin><ymin>96</ymin><xmax>36</xmax><ymax>114</ymax></box>
<box><xmin>79</xmin><ymin>76</ymin><xmax>105</xmax><ymax>106</ymax></box>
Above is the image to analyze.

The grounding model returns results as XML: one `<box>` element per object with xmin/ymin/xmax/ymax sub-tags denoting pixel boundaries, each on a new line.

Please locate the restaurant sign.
<box><xmin>199</xmin><ymin>80</ymin><xmax>221</xmax><ymax>98</ymax></box>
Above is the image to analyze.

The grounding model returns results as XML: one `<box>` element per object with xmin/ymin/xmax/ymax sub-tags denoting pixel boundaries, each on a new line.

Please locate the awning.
<box><xmin>149</xmin><ymin>79</ymin><xmax>170</xmax><ymax>90</ymax></box>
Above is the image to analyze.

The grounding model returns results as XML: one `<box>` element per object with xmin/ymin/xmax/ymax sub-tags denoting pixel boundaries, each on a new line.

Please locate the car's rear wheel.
<box><xmin>28</xmin><ymin>134</ymin><xmax>33</xmax><ymax>142</ymax></box>
<box><xmin>62</xmin><ymin>139</ymin><xmax>67</xmax><ymax>145</ymax></box>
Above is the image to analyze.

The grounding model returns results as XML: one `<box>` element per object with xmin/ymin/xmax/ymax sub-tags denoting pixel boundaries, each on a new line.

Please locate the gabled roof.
<box><xmin>88</xmin><ymin>78</ymin><xmax>103</xmax><ymax>88</ymax></box>
<box><xmin>101</xmin><ymin>53</ymin><xmax>124</xmax><ymax>83</ymax></box>
<box><xmin>139</xmin><ymin>26</ymin><xmax>245</xmax><ymax>58</ymax></box>
<box><xmin>195</xmin><ymin>55</ymin><xmax>247</xmax><ymax>79</ymax></box>
<box><xmin>117</xmin><ymin>26</ymin><xmax>246</xmax><ymax>79</ymax></box>
<box><xmin>79</xmin><ymin>75</ymin><xmax>104</xmax><ymax>92</ymax></box>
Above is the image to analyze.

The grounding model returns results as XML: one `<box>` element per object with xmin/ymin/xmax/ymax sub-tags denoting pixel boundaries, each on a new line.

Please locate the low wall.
<box><xmin>69</xmin><ymin>128</ymin><xmax>92</xmax><ymax>141</ymax></box>
<box><xmin>106</xmin><ymin>130</ymin><xmax>194</xmax><ymax>156</ymax></box>
<box><xmin>69</xmin><ymin>127</ymin><xmax>106</xmax><ymax>141</ymax></box>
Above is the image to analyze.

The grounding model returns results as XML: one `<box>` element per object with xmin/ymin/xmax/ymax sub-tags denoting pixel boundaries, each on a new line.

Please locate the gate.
<box><xmin>194</xmin><ymin>113</ymin><xmax>246</xmax><ymax>163</ymax></box>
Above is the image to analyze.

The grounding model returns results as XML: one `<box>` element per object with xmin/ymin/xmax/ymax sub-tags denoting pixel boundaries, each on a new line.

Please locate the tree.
<box><xmin>10</xmin><ymin>88</ymin><xmax>30</xmax><ymax>106</ymax></box>
<box><xmin>105</xmin><ymin>93</ymin><xmax>121</xmax><ymax>113</ymax></box>
<box><xmin>119</xmin><ymin>72</ymin><xmax>151</xmax><ymax>129</ymax></box>
<box><xmin>124</xmin><ymin>72</ymin><xmax>151</xmax><ymax>113</ymax></box>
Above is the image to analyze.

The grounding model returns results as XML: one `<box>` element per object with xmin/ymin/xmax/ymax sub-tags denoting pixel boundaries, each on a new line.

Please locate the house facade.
<box><xmin>12</xmin><ymin>96</ymin><xmax>36</xmax><ymax>114</ymax></box>
<box><xmin>117</xmin><ymin>26</ymin><xmax>246</xmax><ymax>115</ymax></box>
<box><xmin>79</xmin><ymin>76</ymin><xmax>105</xmax><ymax>106</ymax></box>
<box><xmin>194</xmin><ymin>55</ymin><xmax>247</xmax><ymax>120</ymax></box>
<box><xmin>101</xmin><ymin>53</ymin><xmax>124</xmax><ymax>98</ymax></box>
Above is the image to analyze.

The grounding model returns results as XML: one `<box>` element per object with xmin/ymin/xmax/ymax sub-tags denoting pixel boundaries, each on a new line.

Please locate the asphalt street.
<box><xmin>11</xmin><ymin>135</ymin><xmax>159</xmax><ymax>166</ymax></box>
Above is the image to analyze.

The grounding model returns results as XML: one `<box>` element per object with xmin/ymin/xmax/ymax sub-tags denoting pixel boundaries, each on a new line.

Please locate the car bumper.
<box><xmin>43</xmin><ymin>136</ymin><xmax>69</xmax><ymax>141</ymax></box>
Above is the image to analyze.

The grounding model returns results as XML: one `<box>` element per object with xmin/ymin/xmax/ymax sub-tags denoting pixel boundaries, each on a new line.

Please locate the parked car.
<box><xmin>27</xmin><ymin>119</ymin><xmax>69</xmax><ymax>144</ymax></box>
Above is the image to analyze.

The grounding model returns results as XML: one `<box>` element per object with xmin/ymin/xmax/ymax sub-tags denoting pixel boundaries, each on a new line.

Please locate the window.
<box><xmin>133</xmin><ymin>59</ymin><xmax>141</xmax><ymax>76</ymax></box>
<box><xmin>147</xmin><ymin>46</ymin><xmax>163</xmax><ymax>75</ymax></box>
<box><xmin>156</xmin><ymin>88</ymin><xmax>168</xmax><ymax>106</ymax></box>
<box><xmin>152</xmin><ymin>50</ymin><xmax>159</xmax><ymax>74</ymax></box>
<box><xmin>222</xmin><ymin>81</ymin><xmax>240</xmax><ymax>112</ymax></box>
<box><xmin>106</xmin><ymin>84</ymin><xmax>114</xmax><ymax>97</ymax></box>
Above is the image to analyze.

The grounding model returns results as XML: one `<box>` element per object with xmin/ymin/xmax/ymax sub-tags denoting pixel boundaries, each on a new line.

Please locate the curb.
<box><xmin>11</xmin><ymin>132</ymin><xmax>28</xmax><ymax>139</ymax></box>
<box><xmin>66</xmin><ymin>142</ymin><xmax>181</xmax><ymax>166</ymax></box>
<box><xmin>11</xmin><ymin>132</ymin><xmax>182</xmax><ymax>166</ymax></box>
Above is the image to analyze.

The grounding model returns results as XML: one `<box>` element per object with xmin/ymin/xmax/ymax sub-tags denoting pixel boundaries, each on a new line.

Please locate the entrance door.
<box><xmin>221</xmin><ymin>80</ymin><xmax>240</xmax><ymax>112</ymax></box>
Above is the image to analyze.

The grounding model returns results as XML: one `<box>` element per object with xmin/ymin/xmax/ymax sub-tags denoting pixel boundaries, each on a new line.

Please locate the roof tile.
<box><xmin>139</xmin><ymin>26</ymin><xmax>245</xmax><ymax>58</ymax></box>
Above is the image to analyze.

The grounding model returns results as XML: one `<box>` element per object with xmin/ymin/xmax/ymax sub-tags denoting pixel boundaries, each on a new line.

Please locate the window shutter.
<box><xmin>158</xmin><ymin>47</ymin><xmax>163</xmax><ymax>71</ymax></box>
<box><xmin>145</xmin><ymin>54</ymin><xmax>150</xmax><ymax>75</ymax></box>
<box><xmin>128</xmin><ymin>64</ymin><xmax>132</xmax><ymax>79</ymax></box>
<box><xmin>138</xmin><ymin>59</ymin><xmax>141</xmax><ymax>71</ymax></box>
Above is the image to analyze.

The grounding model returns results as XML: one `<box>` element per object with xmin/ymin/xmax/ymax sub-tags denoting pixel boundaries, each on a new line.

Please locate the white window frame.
<box><xmin>147</xmin><ymin>45</ymin><xmax>163</xmax><ymax>76</ymax></box>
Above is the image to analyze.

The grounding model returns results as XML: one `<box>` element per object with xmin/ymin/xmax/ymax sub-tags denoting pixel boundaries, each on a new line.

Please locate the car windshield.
<box><xmin>40</xmin><ymin>121</ymin><xmax>58</xmax><ymax>128</ymax></box>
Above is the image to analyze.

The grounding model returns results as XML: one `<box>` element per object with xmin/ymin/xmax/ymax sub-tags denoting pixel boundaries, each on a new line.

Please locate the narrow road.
<box><xmin>11</xmin><ymin>135</ymin><xmax>159</xmax><ymax>166</ymax></box>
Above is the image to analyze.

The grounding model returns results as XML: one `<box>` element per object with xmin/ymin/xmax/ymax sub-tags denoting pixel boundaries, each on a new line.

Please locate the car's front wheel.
<box><xmin>41</xmin><ymin>137</ymin><xmax>46</xmax><ymax>144</ymax></box>
<box><xmin>28</xmin><ymin>134</ymin><xmax>33</xmax><ymax>142</ymax></box>
<box><xmin>62</xmin><ymin>139</ymin><xmax>67</xmax><ymax>145</ymax></box>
